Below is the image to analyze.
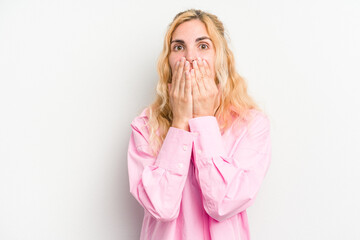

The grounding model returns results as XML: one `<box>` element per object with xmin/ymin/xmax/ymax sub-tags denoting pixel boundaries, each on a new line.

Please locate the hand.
<box><xmin>191</xmin><ymin>57</ymin><xmax>221</xmax><ymax>118</ymax></box>
<box><xmin>168</xmin><ymin>57</ymin><xmax>192</xmax><ymax>131</ymax></box>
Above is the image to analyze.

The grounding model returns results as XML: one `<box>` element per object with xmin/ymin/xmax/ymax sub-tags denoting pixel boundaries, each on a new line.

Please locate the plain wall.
<box><xmin>1</xmin><ymin>0</ymin><xmax>359</xmax><ymax>239</ymax></box>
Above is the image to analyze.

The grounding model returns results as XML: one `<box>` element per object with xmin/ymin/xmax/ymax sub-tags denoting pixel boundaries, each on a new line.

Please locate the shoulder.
<box><xmin>231</xmin><ymin>108</ymin><xmax>270</xmax><ymax>135</ymax></box>
<box><xmin>245</xmin><ymin>109</ymin><xmax>271</xmax><ymax>136</ymax></box>
<box><xmin>248</xmin><ymin>109</ymin><xmax>270</xmax><ymax>126</ymax></box>
<box><xmin>130</xmin><ymin>107</ymin><xmax>150</xmax><ymax>133</ymax></box>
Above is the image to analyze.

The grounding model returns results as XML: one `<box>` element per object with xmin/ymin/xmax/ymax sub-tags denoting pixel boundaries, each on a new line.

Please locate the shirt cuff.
<box><xmin>154</xmin><ymin>127</ymin><xmax>194</xmax><ymax>175</ymax></box>
<box><xmin>188</xmin><ymin>116</ymin><xmax>226</xmax><ymax>168</ymax></box>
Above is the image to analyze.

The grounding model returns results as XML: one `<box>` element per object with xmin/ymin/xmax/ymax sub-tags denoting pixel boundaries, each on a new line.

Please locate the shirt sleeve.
<box><xmin>188</xmin><ymin>113</ymin><xmax>272</xmax><ymax>222</ymax></box>
<box><xmin>127</xmin><ymin>115</ymin><xmax>194</xmax><ymax>222</ymax></box>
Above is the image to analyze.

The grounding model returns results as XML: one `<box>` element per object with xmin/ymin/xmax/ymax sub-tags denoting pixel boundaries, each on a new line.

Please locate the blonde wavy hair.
<box><xmin>146</xmin><ymin>9</ymin><xmax>261</xmax><ymax>157</ymax></box>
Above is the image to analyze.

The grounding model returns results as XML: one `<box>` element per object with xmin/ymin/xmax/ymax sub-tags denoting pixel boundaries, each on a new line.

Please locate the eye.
<box><xmin>199</xmin><ymin>43</ymin><xmax>209</xmax><ymax>50</ymax></box>
<box><xmin>173</xmin><ymin>45</ymin><xmax>184</xmax><ymax>51</ymax></box>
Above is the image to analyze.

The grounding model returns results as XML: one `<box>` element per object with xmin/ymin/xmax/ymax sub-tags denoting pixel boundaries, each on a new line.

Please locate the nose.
<box><xmin>185</xmin><ymin>47</ymin><xmax>197</xmax><ymax>63</ymax></box>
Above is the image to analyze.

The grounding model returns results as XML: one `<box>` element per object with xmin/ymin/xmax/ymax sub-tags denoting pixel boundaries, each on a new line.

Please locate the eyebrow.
<box><xmin>170</xmin><ymin>36</ymin><xmax>212</xmax><ymax>44</ymax></box>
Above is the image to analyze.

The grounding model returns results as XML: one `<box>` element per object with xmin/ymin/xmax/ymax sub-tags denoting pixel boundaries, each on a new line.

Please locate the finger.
<box><xmin>174</xmin><ymin>57</ymin><xmax>186</xmax><ymax>95</ymax></box>
<box><xmin>202</xmin><ymin>59</ymin><xmax>212</xmax><ymax>77</ymax></box>
<box><xmin>203</xmin><ymin>59</ymin><xmax>217</xmax><ymax>91</ymax></box>
<box><xmin>170</xmin><ymin>60</ymin><xmax>179</xmax><ymax>91</ymax></box>
<box><xmin>193</xmin><ymin>59</ymin><xmax>202</xmax><ymax>78</ymax></box>
<box><xmin>171</xmin><ymin>60</ymin><xmax>180</xmax><ymax>82</ymax></box>
<box><xmin>197</xmin><ymin>57</ymin><xmax>208</xmax><ymax>82</ymax></box>
<box><xmin>185</xmin><ymin>70</ymin><xmax>191</xmax><ymax>98</ymax></box>
<box><xmin>197</xmin><ymin>58</ymin><xmax>211</xmax><ymax>92</ymax></box>
<box><xmin>193</xmin><ymin>60</ymin><xmax>206</xmax><ymax>94</ymax></box>
<box><xmin>191</xmin><ymin>68</ymin><xmax>200</xmax><ymax>97</ymax></box>
<box><xmin>180</xmin><ymin>61</ymin><xmax>190</xmax><ymax>97</ymax></box>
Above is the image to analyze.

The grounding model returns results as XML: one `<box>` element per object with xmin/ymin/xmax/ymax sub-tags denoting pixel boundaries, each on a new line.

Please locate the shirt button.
<box><xmin>183</xmin><ymin>145</ymin><xmax>188</xmax><ymax>151</ymax></box>
<box><xmin>177</xmin><ymin>163</ymin><xmax>184</xmax><ymax>169</ymax></box>
<box><xmin>193</xmin><ymin>132</ymin><xmax>199</xmax><ymax>136</ymax></box>
<box><xmin>197</xmin><ymin>149</ymin><xmax>202</xmax><ymax>154</ymax></box>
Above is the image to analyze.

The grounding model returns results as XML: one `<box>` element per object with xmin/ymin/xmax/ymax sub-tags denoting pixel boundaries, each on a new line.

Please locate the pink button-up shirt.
<box><xmin>127</xmin><ymin>107</ymin><xmax>271</xmax><ymax>240</ymax></box>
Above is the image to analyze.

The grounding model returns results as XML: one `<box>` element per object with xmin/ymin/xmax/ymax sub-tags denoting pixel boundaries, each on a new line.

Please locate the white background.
<box><xmin>1</xmin><ymin>0</ymin><xmax>359</xmax><ymax>239</ymax></box>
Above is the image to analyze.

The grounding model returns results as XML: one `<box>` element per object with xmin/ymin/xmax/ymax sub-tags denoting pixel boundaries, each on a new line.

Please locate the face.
<box><xmin>169</xmin><ymin>19</ymin><xmax>216</xmax><ymax>81</ymax></box>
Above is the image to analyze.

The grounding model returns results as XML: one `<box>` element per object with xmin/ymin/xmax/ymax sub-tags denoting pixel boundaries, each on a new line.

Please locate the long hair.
<box><xmin>146</xmin><ymin>9</ymin><xmax>261</xmax><ymax>157</ymax></box>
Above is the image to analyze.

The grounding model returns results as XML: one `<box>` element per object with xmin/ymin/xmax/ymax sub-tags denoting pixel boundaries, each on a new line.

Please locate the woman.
<box><xmin>127</xmin><ymin>9</ymin><xmax>271</xmax><ymax>240</ymax></box>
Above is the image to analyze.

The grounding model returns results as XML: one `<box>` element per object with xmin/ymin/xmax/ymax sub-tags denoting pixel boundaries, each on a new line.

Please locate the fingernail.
<box><xmin>185</xmin><ymin>61</ymin><xmax>189</xmax><ymax>67</ymax></box>
<box><xmin>193</xmin><ymin>60</ymin><xmax>197</xmax><ymax>66</ymax></box>
<box><xmin>197</xmin><ymin>57</ymin><xmax>202</xmax><ymax>61</ymax></box>
<box><xmin>181</xmin><ymin>57</ymin><xmax>185</xmax><ymax>62</ymax></box>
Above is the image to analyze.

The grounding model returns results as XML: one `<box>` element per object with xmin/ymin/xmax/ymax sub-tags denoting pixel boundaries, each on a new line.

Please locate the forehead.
<box><xmin>171</xmin><ymin>19</ymin><xmax>209</xmax><ymax>40</ymax></box>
